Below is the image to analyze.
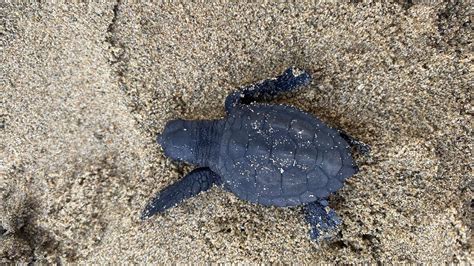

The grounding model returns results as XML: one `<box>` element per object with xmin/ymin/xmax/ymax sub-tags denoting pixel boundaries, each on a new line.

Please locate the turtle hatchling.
<box><xmin>142</xmin><ymin>67</ymin><xmax>370</xmax><ymax>240</ymax></box>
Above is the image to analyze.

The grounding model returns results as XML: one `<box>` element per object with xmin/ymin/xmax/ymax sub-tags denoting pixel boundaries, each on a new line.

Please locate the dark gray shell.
<box><xmin>213</xmin><ymin>104</ymin><xmax>357</xmax><ymax>207</ymax></box>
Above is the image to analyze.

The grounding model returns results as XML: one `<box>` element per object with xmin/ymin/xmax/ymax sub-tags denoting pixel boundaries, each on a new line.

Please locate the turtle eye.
<box><xmin>167</xmin><ymin>119</ymin><xmax>185</xmax><ymax>131</ymax></box>
<box><xmin>171</xmin><ymin>129</ymin><xmax>194</xmax><ymax>149</ymax></box>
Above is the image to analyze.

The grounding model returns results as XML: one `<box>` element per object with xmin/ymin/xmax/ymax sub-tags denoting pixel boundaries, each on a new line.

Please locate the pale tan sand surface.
<box><xmin>1</xmin><ymin>2</ymin><xmax>472</xmax><ymax>263</ymax></box>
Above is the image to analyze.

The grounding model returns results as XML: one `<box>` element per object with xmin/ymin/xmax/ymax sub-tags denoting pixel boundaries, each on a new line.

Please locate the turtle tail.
<box><xmin>141</xmin><ymin>167</ymin><xmax>220</xmax><ymax>220</ymax></box>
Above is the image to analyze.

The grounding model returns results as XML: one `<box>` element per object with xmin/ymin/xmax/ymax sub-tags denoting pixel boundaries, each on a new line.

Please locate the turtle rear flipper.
<box><xmin>141</xmin><ymin>168</ymin><xmax>221</xmax><ymax>220</ymax></box>
<box><xmin>225</xmin><ymin>67</ymin><xmax>312</xmax><ymax>112</ymax></box>
<box><xmin>304</xmin><ymin>200</ymin><xmax>342</xmax><ymax>241</ymax></box>
<box><xmin>338</xmin><ymin>130</ymin><xmax>371</xmax><ymax>156</ymax></box>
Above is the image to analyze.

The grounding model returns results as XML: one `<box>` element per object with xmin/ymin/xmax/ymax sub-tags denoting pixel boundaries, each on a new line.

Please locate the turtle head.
<box><xmin>158</xmin><ymin>119</ymin><xmax>218</xmax><ymax>165</ymax></box>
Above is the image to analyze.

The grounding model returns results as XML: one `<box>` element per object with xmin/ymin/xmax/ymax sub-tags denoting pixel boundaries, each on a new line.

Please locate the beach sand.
<box><xmin>1</xmin><ymin>2</ymin><xmax>471</xmax><ymax>263</ymax></box>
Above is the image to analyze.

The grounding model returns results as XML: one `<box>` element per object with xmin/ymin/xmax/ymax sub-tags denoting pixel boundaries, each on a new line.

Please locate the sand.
<box><xmin>1</xmin><ymin>2</ymin><xmax>472</xmax><ymax>263</ymax></box>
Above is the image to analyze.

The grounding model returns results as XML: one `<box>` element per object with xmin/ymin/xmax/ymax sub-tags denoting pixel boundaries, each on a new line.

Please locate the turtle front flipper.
<box><xmin>304</xmin><ymin>200</ymin><xmax>342</xmax><ymax>241</ymax></box>
<box><xmin>225</xmin><ymin>67</ymin><xmax>312</xmax><ymax>113</ymax></box>
<box><xmin>141</xmin><ymin>167</ymin><xmax>221</xmax><ymax>220</ymax></box>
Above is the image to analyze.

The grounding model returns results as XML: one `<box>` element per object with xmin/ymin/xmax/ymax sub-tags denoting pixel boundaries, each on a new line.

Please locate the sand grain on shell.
<box><xmin>1</xmin><ymin>2</ymin><xmax>471</xmax><ymax>264</ymax></box>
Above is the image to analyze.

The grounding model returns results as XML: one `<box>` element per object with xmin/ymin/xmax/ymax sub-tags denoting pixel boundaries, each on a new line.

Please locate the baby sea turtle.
<box><xmin>142</xmin><ymin>67</ymin><xmax>370</xmax><ymax>240</ymax></box>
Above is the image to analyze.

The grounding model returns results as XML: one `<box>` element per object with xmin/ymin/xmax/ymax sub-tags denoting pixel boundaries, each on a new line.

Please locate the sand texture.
<box><xmin>1</xmin><ymin>2</ymin><xmax>472</xmax><ymax>264</ymax></box>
